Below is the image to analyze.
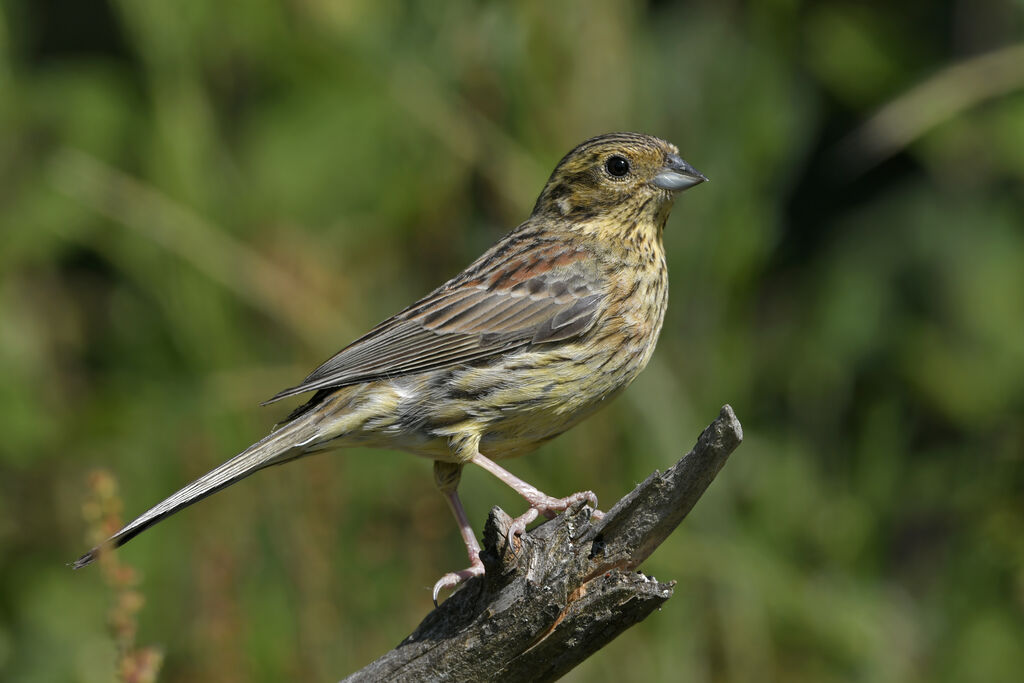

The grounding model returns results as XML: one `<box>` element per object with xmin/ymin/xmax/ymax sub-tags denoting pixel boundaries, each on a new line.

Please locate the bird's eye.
<box><xmin>605</xmin><ymin>155</ymin><xmax>630</xmax><ymax>177</ymax></box>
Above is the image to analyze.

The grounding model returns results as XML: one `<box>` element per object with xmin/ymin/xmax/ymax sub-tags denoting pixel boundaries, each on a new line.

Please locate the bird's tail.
<box><xmin>72</xmin><ymin>415</ymin><xmax>322</xmax><ymax>569</ymax></box>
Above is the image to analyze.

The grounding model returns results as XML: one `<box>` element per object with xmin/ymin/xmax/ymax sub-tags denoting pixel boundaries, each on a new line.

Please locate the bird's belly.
<box><xmin>393</xmin><ymin>336</ymin><xmax>654</xmax><ymax>460</ymax></box>
<box><xmin>309</xmin><ymin>316</ymin><xmax>660</xmax><ymax>463</ymax></box>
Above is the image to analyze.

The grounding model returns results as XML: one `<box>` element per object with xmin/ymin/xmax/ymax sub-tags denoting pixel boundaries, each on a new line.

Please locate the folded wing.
<box><xmin>264</xmin><ymin>242</ymin><xmax>605</xmax><ymax>403</ymax></box>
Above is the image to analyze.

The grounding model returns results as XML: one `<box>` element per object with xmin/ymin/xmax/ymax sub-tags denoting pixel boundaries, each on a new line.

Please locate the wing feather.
<box><xmin>263</xmin><ymin>241</ymin><xmax>606</xmax><ymax>404</ymax></box>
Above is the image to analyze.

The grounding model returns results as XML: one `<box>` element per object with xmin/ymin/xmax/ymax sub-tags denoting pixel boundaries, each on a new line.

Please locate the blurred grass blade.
<box><xmin>47</xmin><ymin>148</ymin><xmax>340</xmax><ymax>347</ymax></box>
<box><xmin>832</xmin><ymin>42</ymin><xmax>1024</xmax><ymax>175</ymax></box>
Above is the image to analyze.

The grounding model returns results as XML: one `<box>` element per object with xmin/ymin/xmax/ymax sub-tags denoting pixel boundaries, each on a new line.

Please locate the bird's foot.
<box><xmin>509</xmin><ymin>490</ymin><xmax>604</xmax><ymax>538</ymax></box>
<box><xmin>432</xmin><ymin>552</ymin><xmax>485</xmax><ymax>606</ymax></box>
<box><xmin>469</xmin><ymin>454</ymin><xmax>605</xmax><ymax>529</ymax></box>
<box><xmin>508</xmin><ymin>507</ymin><xmax>540</xmax><ymax>539</ymax></box>
<box><xmin>529</xmin><ymin>489</ymin><xmax>603</xmax><ymax>519</ymax></box>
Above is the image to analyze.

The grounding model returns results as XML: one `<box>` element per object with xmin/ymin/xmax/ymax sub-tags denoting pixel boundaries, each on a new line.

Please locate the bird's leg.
<box><xmin>431</xmin><ymin>461</ymin><xmax>485</xmax><ymax>605</ymax></box>
<box><xmin>470</xmin><ymin>452</ymin><xmax>604</xmax><ymax>538</ymax></box>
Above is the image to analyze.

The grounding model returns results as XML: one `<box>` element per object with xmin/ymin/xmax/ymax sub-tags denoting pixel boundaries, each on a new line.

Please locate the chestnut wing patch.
<box><xmin>264</xmin><ymin>246</ymin><xmax>605</xmax><ymax>403</ymax></box>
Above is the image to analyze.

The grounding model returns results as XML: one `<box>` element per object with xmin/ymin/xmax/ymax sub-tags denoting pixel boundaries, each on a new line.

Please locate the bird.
<box><xmin>73</xmin><ymin>132</ymin><xmax>707</xmax><ymax>602</ymax></box>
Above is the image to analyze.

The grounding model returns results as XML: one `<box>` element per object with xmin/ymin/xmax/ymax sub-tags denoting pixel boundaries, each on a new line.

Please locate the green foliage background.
<box><xmin>1</xmin><ymin>1</ymin><xmax>1023</xmax><ymax>680</ymax></box>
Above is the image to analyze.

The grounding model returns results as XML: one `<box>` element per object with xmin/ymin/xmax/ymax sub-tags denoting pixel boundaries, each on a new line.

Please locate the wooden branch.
<box><xmin>343</xmin><ymin>405</ymin><xmax>743</xmax><ymax>683</ymax></box>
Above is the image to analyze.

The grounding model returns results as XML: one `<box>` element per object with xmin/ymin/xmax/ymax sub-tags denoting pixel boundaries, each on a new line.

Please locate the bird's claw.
<box><xmin>508</xmin><ymin>507</ymin><xmax>540</xmax><ymax>539</ymax></box>
<box><xmin>432</xmin><ymin>556</ymin><xmax>485</xmax><ymax>606</ymax></box>
<box><xmin>508</xmin><ymin>490</ymin><xmax>604</xmax><ymax>540</ymax></box>
<box><xmin>525</xmin><ymin>489</ymin><xmax>602</xmax><ymax>520</ymax></box>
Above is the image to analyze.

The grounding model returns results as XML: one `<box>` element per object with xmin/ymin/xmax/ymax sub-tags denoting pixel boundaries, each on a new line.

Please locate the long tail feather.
<box><xmin>72</xmin><ymin>417</ymin><xmax>321</xmax><ymax>569</ymax></box>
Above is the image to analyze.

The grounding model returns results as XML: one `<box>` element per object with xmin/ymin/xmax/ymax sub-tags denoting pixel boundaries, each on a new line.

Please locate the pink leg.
<box><xmin>432</xmin><ymin>462</ymin><xmax>485</xmax><ymax>605</ymax></box>
<box><xmin>470</xmin><ymin>452</ymin><xmax>604</xmax><ymax>537</ymax></box>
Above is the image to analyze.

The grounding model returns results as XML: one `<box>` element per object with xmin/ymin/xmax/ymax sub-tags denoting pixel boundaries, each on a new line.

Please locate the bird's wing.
<box><xmin>263</xmin><ymin>242</ymin><xmax>605</xmax><ymax>403</ymax></box>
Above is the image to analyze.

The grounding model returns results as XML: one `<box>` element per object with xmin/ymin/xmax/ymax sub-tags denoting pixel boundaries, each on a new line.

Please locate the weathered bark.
<box><xmin>344</xmin><ymin>405</ymin><xmax>743</xmax><ymax>683</ymax></box>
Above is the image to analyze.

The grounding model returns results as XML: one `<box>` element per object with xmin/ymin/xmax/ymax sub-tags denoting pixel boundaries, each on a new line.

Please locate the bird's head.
<box><xmin>532</xmin><ymin>132</ymin><xmax>707</xmax><ymax>224</ymax></box>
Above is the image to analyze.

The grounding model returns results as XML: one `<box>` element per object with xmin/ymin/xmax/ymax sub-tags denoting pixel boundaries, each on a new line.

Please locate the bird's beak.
<box><xmin>652</xmin><ymin>154</ymin><xmax>708</xmax><ymax>192</ymax></box>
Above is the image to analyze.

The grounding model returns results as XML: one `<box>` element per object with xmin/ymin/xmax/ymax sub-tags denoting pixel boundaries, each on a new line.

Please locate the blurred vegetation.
<box><xmin>1</xmin><ymin>0</ymin><xmax>1023</xmax><ymax>681</ymax></box>
<box><xmin>82</xmin><ymin>470</ymin><xmax>164</xmax><ymax>683</ymax></box>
